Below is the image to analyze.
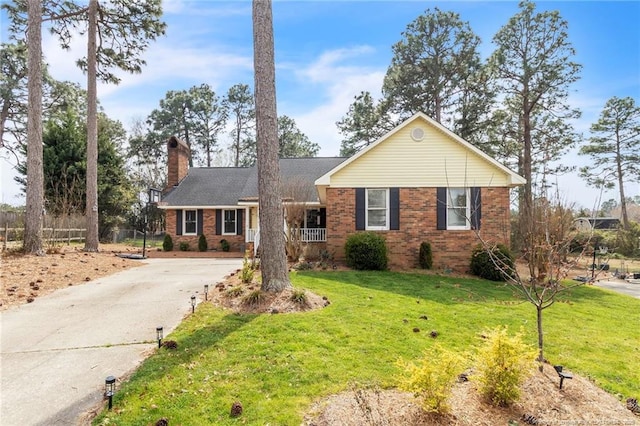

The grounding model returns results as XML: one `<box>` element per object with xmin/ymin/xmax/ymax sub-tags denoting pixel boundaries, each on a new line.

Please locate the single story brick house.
<box><xmin>158</xmin><ymin>112</ymin><xmax>524</xmax><ymax>272</ymax></box>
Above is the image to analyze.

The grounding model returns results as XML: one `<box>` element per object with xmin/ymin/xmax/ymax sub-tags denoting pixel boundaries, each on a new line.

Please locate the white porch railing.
<box><xmin>246</xmin><ymin>228</ymin><xmax>326</xmax><ymax>243</ymax></box>
<box><xmin>299</xmin><ymin>228</ymin><xmax>326</xmax><ymax>242</ymax></box>
<box><xmin>247</xmin><ymin>228</ymin><xmax>259</xmax><ymax>243</ymax></box>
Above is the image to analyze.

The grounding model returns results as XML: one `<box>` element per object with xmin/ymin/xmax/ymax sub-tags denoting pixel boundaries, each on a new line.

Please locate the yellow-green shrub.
<box><xmin>475</xmin><ymin>326</ymin><xmax>536</xmax><ymax>406</ymax></box>
<box><xmin>240</xmin><ymin>257</ymin><xmax>255</xmax><ymax>284</ymax></box>
<box><xmin>397</xmin><ymin>345</ymin><xmax>466</xmax><ymax>413</ymax></box>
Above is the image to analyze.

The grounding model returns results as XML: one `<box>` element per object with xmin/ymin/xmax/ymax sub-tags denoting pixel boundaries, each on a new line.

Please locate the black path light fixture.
<box><xmin>204</xmin><ymin>284</ymin><xmax>209</xmax><ymax>301</ymax></box>
<box><xmin>191</xmin><ymin>295</ymin><xmax>196</xmax><ymax>313</ymax></box>
<box><xmin>142</xmin><ymin>187</ymin><xmax>162</xmax><ymax>259</ymax></box>
<box><xmin>156</xmin><ymin>326</ymin><xmax>163</xmax><ymax>348</ymax></box>
<box><xmin>105</xmin><ymin>375</ymin><xmax>116</xmax><ymax>409</ymax></box>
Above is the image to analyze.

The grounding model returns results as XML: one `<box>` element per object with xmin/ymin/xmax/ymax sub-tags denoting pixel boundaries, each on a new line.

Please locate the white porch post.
<box><xmin>245</xmin><ymin>207</ymin><xmax>250</xmax><ymax>242</ymax></box>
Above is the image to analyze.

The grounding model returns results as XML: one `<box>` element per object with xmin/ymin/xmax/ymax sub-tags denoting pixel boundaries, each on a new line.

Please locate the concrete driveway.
<box><xmin>594</xmin><ymin>279</ymin><xmax>640</xmax><ymax>299</ymax></box>
<box><xmin>0</xmin><ymin>257</ymin><xmax>242</xmax><ymax>426</ymax></box>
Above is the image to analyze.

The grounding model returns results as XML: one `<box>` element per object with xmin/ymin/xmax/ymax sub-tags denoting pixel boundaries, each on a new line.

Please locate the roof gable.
<box><xmin>316</xmin><ymin>112</ymin><xmax>525</xmax><ymax>188</ymax></box>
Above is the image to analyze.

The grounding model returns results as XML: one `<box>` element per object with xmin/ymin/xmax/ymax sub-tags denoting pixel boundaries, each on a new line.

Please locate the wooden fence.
<box><xmin>2</xmin><ymin>225</ymin><xmax>86</xmax><ymax>250</ymax></box>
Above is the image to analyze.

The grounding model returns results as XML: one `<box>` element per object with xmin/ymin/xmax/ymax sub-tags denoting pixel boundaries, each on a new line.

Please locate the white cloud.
<box><xmin>285</xmin><ymin>46</ymin><xmax>385</xmax><ymax>156</ymax></box>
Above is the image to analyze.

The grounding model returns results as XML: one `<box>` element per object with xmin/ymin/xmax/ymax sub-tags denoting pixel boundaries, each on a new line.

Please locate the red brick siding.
<box><xmin>325</xmin><ymin>187</ymin><xmax>510</xmax><ymax>272</ymax></box>
<box><xmin>166</xmin><ymin>138</ymin><xmax>190</xmax><ymax>191</ymax></box>
<box><xmin>165</xmin><ymin>209</ymin><xmax>246</xmax><ymax>252</ymax></box>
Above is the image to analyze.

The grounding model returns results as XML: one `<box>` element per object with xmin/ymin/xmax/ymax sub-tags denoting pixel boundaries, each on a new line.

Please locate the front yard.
<box><xmin>92</xmin><ymin>270</ymin><xmax>640</xmax><ymax>425</ymax></box>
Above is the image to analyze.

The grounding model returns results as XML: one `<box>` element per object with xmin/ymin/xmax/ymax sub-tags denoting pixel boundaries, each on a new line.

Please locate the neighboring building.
<box><xmin>158</xmin><ymin>113</ymin><xmax>525</xmax><ymax>272</ymax></box>
<box><xmin>573</xmin><ymin>217</ymin><xmax>621</xmax><ymax>232</ymax></box>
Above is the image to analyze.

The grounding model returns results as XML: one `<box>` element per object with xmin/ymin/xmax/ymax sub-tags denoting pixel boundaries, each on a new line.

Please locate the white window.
<box><xmin>184</xmin><ymin>210</ymin><xmax>197</xmax><ymax>235</ymax></box>
<box><xmin>447</xmin><ymin>188</ymin><xmax>470</xmax><ymax>230</ymax></box>
<box><xmin>366</xmin><ymin>188</ymin><xmax>389</xmax><ymax>230</ymax></box>
<box><xmin>223</xmin><ymin>209</ymin><xmax>237</xmax><ymax>235</ymax></box>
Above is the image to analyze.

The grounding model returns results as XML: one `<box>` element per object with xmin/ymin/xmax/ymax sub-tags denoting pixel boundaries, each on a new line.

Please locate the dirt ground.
<box><xmin>2</xmin><ymin>245</ymin><xmax>638</xmax><ymax>424</ymax></box>
<box><xmin>0</xmin><ymin>243</ymin><xmax>143</xmax><ymax>310</ymax></box>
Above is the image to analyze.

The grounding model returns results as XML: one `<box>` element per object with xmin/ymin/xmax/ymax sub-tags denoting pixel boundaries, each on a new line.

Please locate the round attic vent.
<box><xmin>411</xmin><ymin>127</ymin><xmax>425</xmax><ymax>141</ymax></box>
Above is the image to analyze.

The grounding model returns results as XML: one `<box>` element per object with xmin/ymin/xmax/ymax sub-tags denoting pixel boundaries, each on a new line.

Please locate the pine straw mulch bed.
<box><xmin>1</xmin><ymin>243</ymin><xmax>142</xmax><ymax>311</ymax></box>
<box><xmin>303</xmin><ymin>368</ymin><xmax>639</xmax><ymax>425</ymax></box>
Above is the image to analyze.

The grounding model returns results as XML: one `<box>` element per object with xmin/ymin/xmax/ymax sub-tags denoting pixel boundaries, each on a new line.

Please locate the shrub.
<box><xmin>475</xmin><ymin>326</ymin><xmax>536</xmax><ymax>406</ymax></box>
<box><xmin>198</xmin><ymin>234</ymin><xmax>208</xmax><ymax>252</ymax></box>
<box><xmin>293</xmin><ymin>261</ymin><xmax>313</xmax><ymax>271</ymax></box>
<box><xmin>240</xmin><ymin>258</ymin><xmax>255</xmax><ymax>284</ymax></box>
<box><xmin>470</xmin><ymin>244</ymin><xmax>514</xmax><ymax>281</ymax></box>
<box><xmin>419</xmin><ymin>241</ymin><xmax>433</xmax><ymax>269</ymax></box>
<box><xmin>242</xmin><ymin>289</ymin><xmax>265</xmax><ymax>306</ymax></box>
<box><xmin>179</xmin><ymin>241</ymin><xmax>190</xmax><ymax>251</ymax></box>
<box><xmin>225</xmin><ymin>286</ymin><xmax>244</xmax><ymax>297</ymax></box>
<box><xmin>220</xmin><ymin>239</ymin><xmax>230</xmax><ymax>252</ymax></box>
<box><xmin>290</xmin><ymin>288</ymin><xmax>308</xmax><ymax>306</ymax></box>
<box><xmin>162</xmin><ymin>234</ymin><xmax>173</xmax><ymax>252</ymax></box>
<box><xmin>344</xmin><ymin>232</ymin><xmax>388</xmax><ymax>270</ymax></box>
<box><xmin>397</xmin><ymin>344</ymin><xmax>466</xmax><ymax>413</ymax></box>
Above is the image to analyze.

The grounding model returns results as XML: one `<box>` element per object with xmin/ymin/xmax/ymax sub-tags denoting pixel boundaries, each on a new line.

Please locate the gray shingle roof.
<box><xmin>162</xmin><ymin>157</ymin><xmax>346</xmax><ymax>207</ymax></box>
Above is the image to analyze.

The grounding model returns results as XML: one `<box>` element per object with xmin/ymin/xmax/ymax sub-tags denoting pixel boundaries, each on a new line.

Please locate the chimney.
<box><xmin>166</xmin><ymin>136</ymin><xmax>190</xmax><ymax>191</ymax></box>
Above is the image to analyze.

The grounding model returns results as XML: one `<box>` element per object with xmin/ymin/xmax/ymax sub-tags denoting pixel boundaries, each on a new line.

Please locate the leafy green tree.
<box><xmin>382</xmin><ymin>7</ymin><xmax>488</xmax><ymax>133</ymax></box>
<box><xmin>336</xmin><ymin>91</ymin><xmax>392</xmax><ymax>157</ymax></box>
<box><xmin>225</xmin><ymin>83</ymin><xmax>256</xmax><ymax>166</ymax></box>
<box><xmin>0</xmin><ymin>41</ymin><xmax>87</xmax><ymax>166</ymax></box>
<box><xmin>147</xmin><ymin>89</ymin><xmax>196</xmax><ymax>166</ymax></box>
<box><xmin>488</xmin><ymin>0</ymin><xmax>581</xmax><ymax>245</ymax></box>
<box><xmin>579</xmin><ymin>96</ymin><xmax>640</xmax><ymax>230</ymax></box>
<box><xmin>1</xmin><ymin>41</ymin><xmax>28</xmax><ymax>160</ymax></box>
<box><xmin>5</xmin><ymin>0</ymin><xmax>166</xmax><ymax>251</ymax></box>
<box><xmin>16</xmin><ymin>110</ymin><xmax>135</xmax><ymax>240</ymax></box>
<box><xmin>189</xmin><ymin>84</ymin><xmax>228</xmax><ymax>166</ymax></box>
<box><xmin>277</xmin><ymin>115</ymin><xmax>318</xmax><ymax>158</ymax></box>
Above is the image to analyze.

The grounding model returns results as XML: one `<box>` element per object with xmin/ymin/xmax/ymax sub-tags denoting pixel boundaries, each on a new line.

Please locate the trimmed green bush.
<box><xmin>475</xmin><ymin>326</ymin><xmax>536</xmax><ymax>406</ymax></box>
<box><xmin>419</xmin><ymin>241</ymin><xmax>433</xmax><ymax>269</ymax></box>
<box><xmin>179</xmin><ymin>241</ymin><xmax>190</xmax><ymax>251</ymax></box>
<box><xmin>470</xmin><ymin>244</ymin><xmax>514</xmax><ymax>281</ymax></box>
<box><xmin>162</xmin><ymin>234</ymin><xmax>173</xmax><ymax>252</ymax></box>
<box><xmin>344</xmin><ymin>232</ymin><xmax>388</xmax><ymax>270</ymax></box>
<box><xmin>198</xmin><ymin>234</ymin><xmax>208</xmax><ymax>252</ymax></box>
<box><xmin>220</xmin><ymin>239</ymin><xmax>230</xmax><ymax>252</ymax></box>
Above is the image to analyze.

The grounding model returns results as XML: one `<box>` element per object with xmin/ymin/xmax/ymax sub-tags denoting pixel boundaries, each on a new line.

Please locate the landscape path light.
<box><xmin>156</xmin><ymin>326</ymin><xmax>163</xmax><ymax>348</ymax></box>
<box><xmin>204</xmin><ymin>284</ymin><xmax>209</xmax><ymax>301</ymax></box>
<box><xmin>105</xmin><ymin>376</ymin><xmax>116</xmax><ymax>410</ymax></box>
<box><xmin>191</xmin><ymin>295</ymin><xmax>196</xmax><ymax>313</ymax></box>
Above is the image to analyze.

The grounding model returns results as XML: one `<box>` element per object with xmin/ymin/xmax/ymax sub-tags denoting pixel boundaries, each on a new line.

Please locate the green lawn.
<box><xmin>93</xmin><ymin>271</ymin><xmax>640</xmax><ymax>425</ymax></box>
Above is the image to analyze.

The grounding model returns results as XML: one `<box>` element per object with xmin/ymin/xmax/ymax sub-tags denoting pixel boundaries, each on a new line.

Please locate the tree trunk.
<box><xmin>536</xmin><ymin>304</ymin><xmax>544</xmax><ymax>372</ymax></box>
<box><xmin>84</xmin><ymin>0</ymin><xmax>99</xmax><ymax>252</ymax></box>
<box><xmin>616</xmin><ymin>133</ymin><xmax>629</xmax><ymax>230</ymax></box>
<box><xmin>24</xmin><ymin>0</ymin><xmax>45</xmax><ymax>256</ymax></box>
<box><xmin>253</xmin><ymin>0</ymin><xmax>291</xmax><ymax>292</ymax></box>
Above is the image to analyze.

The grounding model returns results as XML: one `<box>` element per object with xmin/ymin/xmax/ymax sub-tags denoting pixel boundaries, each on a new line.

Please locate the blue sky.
<box><xmin>1</xmin><ymin>0</ymin><xmax>639</xmax><ymax>209</ymax></box>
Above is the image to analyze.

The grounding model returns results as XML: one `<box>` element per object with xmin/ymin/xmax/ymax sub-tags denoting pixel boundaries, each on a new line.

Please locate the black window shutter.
<box><xmin>197</xmin><ymin>209</ymin><xmax>204</xmax><ymax>235</ymax></box>
<box><xmin>390</xmin><ymin>187</ymin><xmax>400</xmax><ymax>230</ymax></box>
<box><xmin>236</xmin><ymin>209</ymin><xmax>243</xmax><ymax>235</ymax></box>
<box><xmin>176</xmin><ymin>210</ymin><xmax>183</xmax><ymax>235</ymax></box>
<box><xmin>355</xmin><ymin>188</ymin><xmax>365</xmax><ymax>230</ymax></box>
<box><xmin>436</xmin><ymin>187</ymin><xmax>447</xmax><ymax>230</ymax></box>
<box><xmin>319</xmin><ymin>208</ymin><xmax>326</xmax><ymax>228</ymax></box>
<box><xmin>471</xmin><ymin>187</ymin><xmax>481</xmax><ymax>230</ymax></box>
<box><xmin>215</xmin><ymin>209</ymin><xmax>222</xmax><ymax>235</ymax></box>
